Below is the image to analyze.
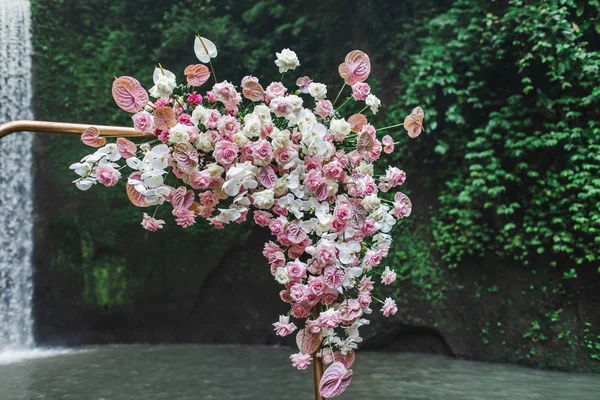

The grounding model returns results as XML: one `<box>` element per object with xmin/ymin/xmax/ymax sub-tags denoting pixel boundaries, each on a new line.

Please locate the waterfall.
<box><xmin>0</xmin><ymin>0</ymin><xmax>35</xmax><ymax>350</ymax></box>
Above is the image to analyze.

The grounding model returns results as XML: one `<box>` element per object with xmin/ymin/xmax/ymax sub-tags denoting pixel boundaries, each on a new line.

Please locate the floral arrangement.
<box><xmin>70</xmin><ymin>35</ymin><xmax>423</xmax><ymax>398</ymax></box>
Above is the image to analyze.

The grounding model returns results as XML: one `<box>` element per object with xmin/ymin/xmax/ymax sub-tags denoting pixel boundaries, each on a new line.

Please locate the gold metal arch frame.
<box><xmin>0</xmin><ymin>119</ymin><xmax>325</xmax><ymax>400</ymax></box>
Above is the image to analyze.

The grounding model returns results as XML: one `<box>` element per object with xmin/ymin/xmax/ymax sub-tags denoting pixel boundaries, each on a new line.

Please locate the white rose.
<box><xmin>168</xmin><ymin>123</ymin><xmax>191</xmax><ymax>144</ymax></box>
<box><xmin>206</xmin><ymin>163</ymin><xmax>225</xmax><ymax>178</ymax></box>
<box><xmin>232</xmin><ymin>133</ymin><xmax>248</xmax><ymax>149</ymax></box>
<box><xmin>270</xmin><ymin>128</ymin><xmax>291</xmax><ymax>149</ymax></box>
<box><xmin>356</xmin><ymin>161</ymin><xmax>374</xmax><ymax>176</ymax></box>
<box><xmin>253</xmin><ymin>104</ymin><xmax>272</xmax><ymax>125</ymax></box>
<box><xmin>191</xmin><ymin>105</ymin><xmax>210</xmax><ymax>126</ymax></box>
<box><xmin>194</xmin><ymin>131</ymin><xmax>213</xmax><ymax>152</ymax></box>
<box><xmin>243</xmin><ymin>114</ymin><xmax>262</xmax><ymax>138</ymax></box>
<box><xmin>308</xmin><ymin>82</ymin><xmax>327</xmax><ymax>100</ymax></box>
<box><xmin>330</xmin><ymin>118</ymin><xmax>351</xmax><ymax>141</ymax></box>
<box><xmin>274</xmin><ymin>48</ymin><xmax>300</xmax><ymax>73</ymax></box>
<box><xmin>362</xmin><ymin>194</ymin><xmax>381</xmax><ymax>212</ymax></box>
<box><xmin>252</xmin><ymin>188</ymin><xmax>275</xmax><ymax>209</ymax></box>
<box><xmin>149</xmin><ymin>69</ymin><xmax>176</xmax><ymax>100</ymax></box>
<box><xmin>365</xmin><ymin>94</ymin><xmax>381</xmax><ymax>114</ymax></box>
<box><xmin>274</xmin><ymin>267</ymin><xmax>290</xmax><ymax>284</ymax></box>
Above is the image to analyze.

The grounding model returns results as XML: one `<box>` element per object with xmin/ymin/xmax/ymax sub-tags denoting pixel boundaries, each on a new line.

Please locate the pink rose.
<box><xmin>280</xmin><ymin>290</ymin><xmax>293</xmax><ymax>303</ymax></box>
<box><xmin>306</xmin><ymin>319</ymin><xmax>322</xmax><ymax>334</ymax></box>
<box><xmin>189</xmin><ymin>170</ymin><xmax>212</xmax><ymax>190</ymax></box>
<box><xmin>290</xmin><ymin>284</ymin><xmax>308</xmax><ymax>302</ymax></box>
<box><xmin>291</xmin><ymin>303</ymin><xmax>311</xmax><ymax>318</ymax></box>
<box><xmin>172</xmin><ymin>208</ymin><xmax>196</xmax><ymax>228</ymax></box>
<box><xmin>315</xmin><ymin>241</ymin><xmax>337</xmax><ymax>266</ymax></box>
<box><xmin>351</xmin><ymin>82</ymin><xmax>370</xmax><ymax>101</ymax></box>
<box><xmin>132</xmin><ymin>111</ymin><xmax>155</xmax><ymax>133</ymax></box>
<box><xmin>308</xmin><ymin>276</ymin><xmax>326</xmax><ymax>296</ymax></box>
<box><xmin>217</xmin><ymin>115</ymin><xmax>240</xmax><ymax>138</ymax></box>
<box><xmin>360</xmin><ymin>276</ymin><xmax>374</xmax><ymax>292</ymax></box>
<box><xmin>382</xmin><ymin>298</ymin><xmax>397</xmax><ymax>317</ymax></box>
<box><xmin>141</xmin><ymin>213</ymin><xmax>165</xmax><ymax>232</ymax></box>
<box><xmin>178</xmin><ymin>113</ymin><xmax>193</xmax><ymax>126</ymax></box>
<box><xmin>198</xmin><ymin>191</ymin><xmax>218</xmax><ymax>208</ymax></box>
<box><xmin>253</xmin><ymin>210</ymin><xmax>273</xmax><ymax>227</ymax></box>
<box><xmin>265</xmin><ymin>82</ymin><xmax>287</xmax><ymax>99</ymax></box>
<box><xmin>315</xmin><ymin>100</ymin><xmax>334</xmax><ymax>118</ymax></box>
<box><xmin>381</xmin><ymin>266</ymin><xmax>397</xmax><ymax>285</ymax></box>
<box><xmin>323</xmin><ymin>161</ymin><xmax>345</xmax><ymax>182</ymax></box>
<box><xmin>318</xmin><ymin>309</ymin><xmax>340</xmax><ymax>329</ymax></box>
<box><xmin>95</xmin><ymin>165</ymin><xmax>121</xmax><ymax>187</ymax></box>
<box><xmin>252</xmin><ymin>139</ymin><xmax>273</xmax><ymax>165</ymax></box>
<box><xmin>268</xmin><ymin>218</ymin><xmax>285</xmax><ymax>236</ymax></box>
<box><xmin>358</xmin><ymin>291</ymin><xmax>372</xmax><ymax>308</ymax></box>
<box><xmin>213</xmin><ymin>140</ymin><xmax>239</xmax><ymax>165</ymax></box>
<box><xmin>273</xmin><ymin>315</ymin><xmax>297</xmax><ymax>336</ymax></box>
<box><xmin>206</xmin><ymin>110</ymin><xmax>221</xmax><ymax>130</ymax></box>
<box><xmin>304</xmin><ymin>170</ymin><xmax>324</xmax><ymax>192</ymax></box>
<box><xmin>364</xmin><ymin>250</ymin><xmax>383</xmax><ymax>268</ymax></box>
<box><xmin>290</xmin><ymin>353</ymin><xmax>312</xmax><ymax>370</ymax></box>
<box><xmin>287</xmin><ymin>260</ymin><xmax>307</xmax><ymax>279</ymax></box>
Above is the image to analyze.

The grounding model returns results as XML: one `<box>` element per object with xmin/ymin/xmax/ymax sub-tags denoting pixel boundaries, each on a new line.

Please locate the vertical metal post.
<box><xmin>313</xmin><ymin>349</ymin><xmax>324</xmax><ymax>400</ymax></box>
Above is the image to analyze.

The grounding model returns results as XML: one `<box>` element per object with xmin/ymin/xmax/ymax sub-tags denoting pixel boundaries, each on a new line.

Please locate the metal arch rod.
<box><xmin>0</xmin><ymin>120</ymin><xmax>155</xmax><ymax>140</ymax></box>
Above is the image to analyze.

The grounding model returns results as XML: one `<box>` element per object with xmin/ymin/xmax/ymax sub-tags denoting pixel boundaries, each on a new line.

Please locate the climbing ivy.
<box><xmin>386</xmin><ymin>0</ymin><xmax>600</xmax><ymax>272</ymax></box>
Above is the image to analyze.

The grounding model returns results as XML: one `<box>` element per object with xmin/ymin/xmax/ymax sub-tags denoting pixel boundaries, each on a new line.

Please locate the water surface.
<box><xmin>0</xmin><ymin>344</ymin><xmax>598</xmax><ymax>399</ymax></box>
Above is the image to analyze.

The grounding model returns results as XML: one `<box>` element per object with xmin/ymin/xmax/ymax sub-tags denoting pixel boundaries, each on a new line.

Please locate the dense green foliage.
<box><xmin>30</xmin><ymin>0</ymin><xmax>599</xmax><ymax>368</ymax></box>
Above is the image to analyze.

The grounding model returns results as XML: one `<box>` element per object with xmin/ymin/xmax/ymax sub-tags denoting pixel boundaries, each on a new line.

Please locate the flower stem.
<box><xmin>197</xmin><ymin>35</ymin><xmax>217</xmax><ymax>82</ymax></box>
<box><xmin>376</xmin><ymin>122</ymin><xmax>404</xmax><ymax>132</ymax></box>
<box><xmin>335</xmin><ymin>97</ymin><xmax>351</xmax><ymax>111</ymax></box>
<box><xmin>333</xmin><ymin>84</ymin><xmax>346</xmax><ymax>106</ymax></box>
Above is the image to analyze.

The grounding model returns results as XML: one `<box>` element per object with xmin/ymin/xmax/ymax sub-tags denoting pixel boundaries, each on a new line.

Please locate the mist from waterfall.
<box><xmin>0</xmin><ymin>0</ymin><xmax>35</xmax><ymax>350</ymax></box>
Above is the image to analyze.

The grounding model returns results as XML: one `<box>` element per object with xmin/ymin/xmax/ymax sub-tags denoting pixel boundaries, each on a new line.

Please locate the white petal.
<box><xmin>194</xmin><ymin>36</ymin><xmax>218</xmax><ymax>63</ymax></box>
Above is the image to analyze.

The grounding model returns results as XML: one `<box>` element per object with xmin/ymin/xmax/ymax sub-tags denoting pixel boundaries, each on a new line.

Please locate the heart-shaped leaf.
<box><xmin>81</xmin><ymin>127</ymin><xmax>106</xmax><ymax>148</ymax></box>
<box><xmin>296</xmin><ymin>329</ymin><xmax>322</xmax><ymax>355</ymax></box>
<box><xmin>116</xmin><ymin>137</ymin><xmax>136</xmax><ymax>159</ymax></box>
<box><xmin>194</xmin><ymin>36</ymin><xmax>218</xmax><ymax>63</ymax></box>
<box><xmin>242</xmin><ymin>81</ymin><xmax>265</xmax><ymax>102</ymax></box>
<box><xmin>259</xmin><ymin>166</ymin><xmax>277</xmax><ymax>188</ymax></box>
<box><xmin>170</xmin><ymin>186</ymin><xmax>195</xmax><ymax>210</ymax></box>
<box><xmin>126</xmin><ymin>172</ymin><xmax>149</xmax><ymax>207</ymax></box>
<box><xmin>348</xmin><ymin>114</ymin><xmax>367</xmax><ymax>133</ymax></box>
<box><xmin>319</xmin><ymin>362</ymin><xmax>353</xmax><ymax>398</ymax></box>
<box><xmin>338</xmin><ymin>50</ymin><xmax>370</xmax><ymax>86</ymax></box>
<box><xmin>154</xmin><ymin>107</ymin><xmax>177</xmax><ymax>130</ymax></box>
<box><xmin>184</xmin><ymin>64</ymin><xmax>211</xmax><ymax>87</ymax></box>
<box><xmin>112</xmin><ymin>76</ymin><xmax>148</xmax><ymax>113</ymax></box>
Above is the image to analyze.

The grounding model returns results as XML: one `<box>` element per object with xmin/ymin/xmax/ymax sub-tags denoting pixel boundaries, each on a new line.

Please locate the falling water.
<box><xmin>0</xmin><ymin>0</ymin><xmax>35</xmax><ymax>350</ymax></box>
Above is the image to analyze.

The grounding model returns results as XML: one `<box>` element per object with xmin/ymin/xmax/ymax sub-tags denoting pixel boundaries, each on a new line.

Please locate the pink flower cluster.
<box><xmin>71</xmin><ymin>40</ymin><xmax>423</xmax><ymax>398</ymax></box>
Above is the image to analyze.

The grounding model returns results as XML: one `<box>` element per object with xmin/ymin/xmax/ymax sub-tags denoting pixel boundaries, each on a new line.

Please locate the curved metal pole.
<box><xmin>0</xmin><ymin>120</ymin><xmax>154</xmax><ymax>140</ymax></box>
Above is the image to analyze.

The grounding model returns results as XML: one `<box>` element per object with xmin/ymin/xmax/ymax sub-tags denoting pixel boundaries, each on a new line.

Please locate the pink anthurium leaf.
<box><xmin>81</xmin><ymin>126</ymin><xmax>106</xmax><ymax>148</ymax></box>
<box><xmin>126</xmin><ymin>172</ymin><xmax>149</xmax><ymax>207</ymax></box>
<box><xmin>153</xmin><ymin>106</ymin><xmax>177</xmax><ymax>131</ymax></box>
<box><xmin>184</xmin><ymin>64</ymin><xmax>211</xmax><ymax>87</ymax></box>
<box><xmin>319</xmin><ymin>362</ymin><xmax>353</xmax><ymax>398</ymax></box>
<box><xmin>112</xmin><ymin>76</ymin><xmax>148</xmax><ymax>113</ymax></box>
<box><xmin>338</xmin><ymin>50</ymin><xmax>371</xmax><ymax>86</ymax></box>
<box><xmin>259</xmin><ymin>166</ymin><xmax>277</xmax><ymax>188</ymax></box>
<box><xmin>296</xmin><ymin>329</ymin><xmax>322</xmax><ymax>355</ymax></box>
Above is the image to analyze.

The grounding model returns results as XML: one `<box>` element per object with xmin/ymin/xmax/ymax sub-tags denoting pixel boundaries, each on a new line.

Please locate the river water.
<box><xmin>0</xmin><ymin>345</ymin><xmax>597</xmax><ymax>399</ymax></box>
